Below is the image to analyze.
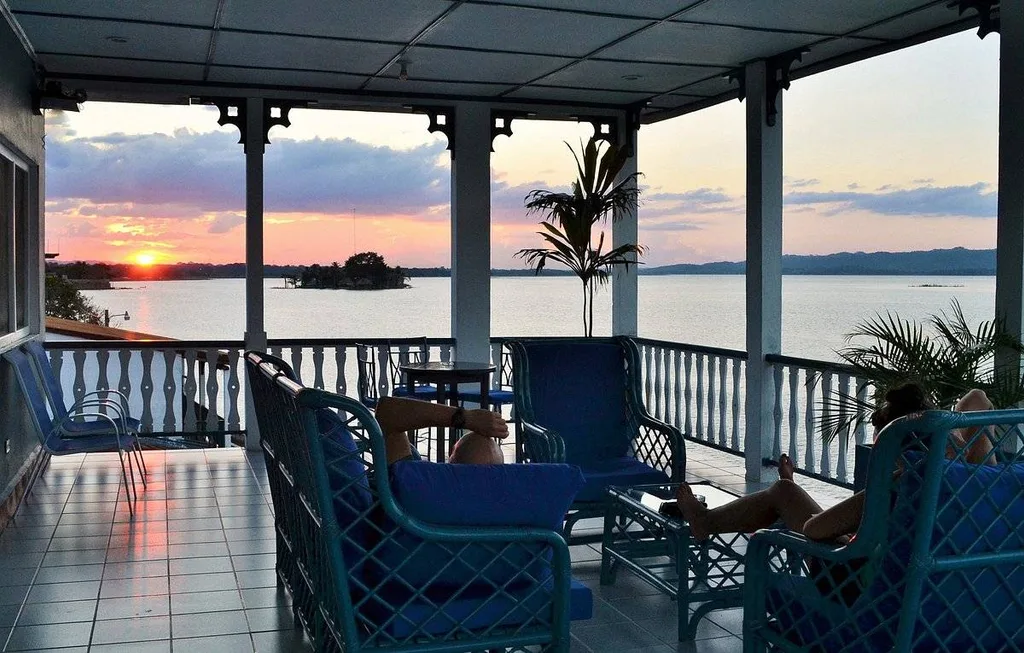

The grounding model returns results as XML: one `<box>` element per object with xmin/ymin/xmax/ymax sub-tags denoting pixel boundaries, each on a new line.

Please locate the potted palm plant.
<box><xmin>515</xmin><ymin>137</ymin><xmax>646</xmax><ymax>337</ymax></box>
<box><xmin>818</xmin><ymin>299</ymin><xmax>1024</xmax><ymax>489</ymax></box>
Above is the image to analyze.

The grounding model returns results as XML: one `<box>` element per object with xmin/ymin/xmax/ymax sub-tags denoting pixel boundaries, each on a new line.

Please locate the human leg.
<box><xmin>676</xmin><ymin>478</ymin><xmax>822</xmax><ymax>541</ymax></box>
<box><xmin>953</xmin><ymin>389</ymin><xmax>996</xmax><ymax>464</ymax></box>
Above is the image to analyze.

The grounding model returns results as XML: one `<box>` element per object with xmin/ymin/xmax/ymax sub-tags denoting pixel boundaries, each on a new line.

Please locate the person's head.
<box><xmin>447</xmin><ymin>432</ymin><xmax>504</xmax><ymax>465</ymax></box>
<box><xmin>870</xmin><ymin>382</ymin><xmax>933</xmax><ymax>438</ymax></box>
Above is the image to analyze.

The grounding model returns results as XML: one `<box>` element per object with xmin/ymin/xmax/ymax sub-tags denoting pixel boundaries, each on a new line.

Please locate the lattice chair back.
<box><xmin>744</xmin><ymin>408</ymin><xmax>1024</xmax><ymax>653</ymax></box>
<box><xmin>355</xmin><ymin>344</ymin><xmax>380</xmax><ymax>408</ymax></box>
<box><xmin>248</xmin><ymin>351</ymin><xmax>590</xmax><ymax>652</ymax></box>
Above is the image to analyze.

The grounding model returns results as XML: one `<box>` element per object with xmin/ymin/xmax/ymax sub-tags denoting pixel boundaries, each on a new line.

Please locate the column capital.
<box><xmin>730</xmin><ymin>49</ymin><xmax>806</xmax><ymax>126</ymax></box>
<box><xmin>953</xmin><ymin>0</ymin><xmax>1000</xmax><ymax>38</ymax></box>
<box><xmin>198</xmin><ymin>97</ymin><xmax>305</xmax><ymax>152</ymax></box>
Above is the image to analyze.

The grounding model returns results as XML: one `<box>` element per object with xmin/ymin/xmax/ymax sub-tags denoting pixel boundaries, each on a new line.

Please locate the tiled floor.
<box><xmin>0</xmin><ymin>444</ymin><xmax>852</xmax><ymax>652</ymax></box>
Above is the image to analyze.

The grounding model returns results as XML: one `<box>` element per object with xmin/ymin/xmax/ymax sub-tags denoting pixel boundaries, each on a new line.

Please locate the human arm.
<box><xmin>374</xmin><ymin>397</ymin><xmax>508</xmax><ymax>464</ymax></box>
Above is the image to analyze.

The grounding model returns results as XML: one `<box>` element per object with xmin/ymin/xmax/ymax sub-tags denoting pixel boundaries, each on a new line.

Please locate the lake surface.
<box><xmin>84</xmin><ymin>275</ymin><xmax>996</xmax><ymax>361</ymax></box>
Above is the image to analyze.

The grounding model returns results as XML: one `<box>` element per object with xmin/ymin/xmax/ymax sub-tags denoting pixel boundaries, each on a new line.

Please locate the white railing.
<box><xmin>766</xmin><ymin>354</ymin><xmax>871</xmax><ymax>487</ymax></box>
<box><xmin>47</xmin><ymin>336</ymin><xmax>866</xmax><ymax>486</ymax></box>
<box><xmin>635</xmin><ymin>338</ymin><xmax>748</xmax><ymax>455</ymax></box>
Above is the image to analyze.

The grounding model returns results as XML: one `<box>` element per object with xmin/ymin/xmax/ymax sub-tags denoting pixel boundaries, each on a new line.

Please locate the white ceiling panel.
<box><xmin>601</xmin><ymin>21</ymin><xmax>821</xmax><ymax>67</ymax></box>
<box><xmin>37</xmin><ymin>54</ymin><xmax>205</xmax><ymax>81</ymax></box>
<box><xmin>508</xmin><ymin>86</ymin><xmax>653</xmax><ymax>106</ymax></box>
<box><xmin>677</xmin><ymin>0</ymin><xmax>931</xmax><ymax>35</ymax></box>
<box><xmin>537</xmin><ymin>60</ymin><xmax>725</xmax><ymax>93</ymax></box>
<box><xmin>10</xmin><ymin>0</ymin><xmax>221</xmax><ymax>26</ymax></box>
<box><xmin>213</xmin><ymin>32</ymin><xmax>401</xmax><ymax>75</ymax></box>
<box><xmin>15</xmin><ymin>14</ymin><xmax>210</xmax><ymax>62</ymax></box>
<box><xmin>403</xmin><ymin>47</ymin><xmax>570</xmax><ymax>84</ymax></box>
<box><xmin>220</xmin><ymin>0</ymin><xmax>451</xmax><ymax>42</ymax></box>
<box><xmin>477</xmin><ymin>1</ymin><xmax>692</xmax><ymax>20</ymax></box>
<box><xmin>207</xmin><ymin>67</ymin><xmax>366</xmax><ymax>90</ymax></box>
<box><xmin>856</xmin><ymin>3</ymin><xmax>970</xmax><ymax>40</ymax></box>
<box><xmin>420</xmin><ymin>4</ymin><xmax>648</xmax><ymax>57</ymax></box>
<box><xmin>668</xmin><ymin>76</ymin><xmax>738</xmax><ymax>98</ymax></box>
<box><xmin>365</xmin><ymin>78</ymin><xmax>513</xmax><ymax>97</ymax></box>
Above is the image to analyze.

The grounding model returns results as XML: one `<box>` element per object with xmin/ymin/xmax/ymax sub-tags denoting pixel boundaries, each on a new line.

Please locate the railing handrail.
<box><xmin>766</xmin><ymin>353</ymin><xmax>859</xmax><ymax>376</ymax></box>
<box><xmin>47</xmin><ymin>339</ymin><xmax>247</xmax><ymax>350</ymax></box>
<box><xmin>634</xmin><ymin>337</ymin><xmax>747</xmax><ymax>360</ymax></box>
<box><xmin>267</xmin><ymin>336</ymin><xmax>455</xmax><ymax>347</ymax></box>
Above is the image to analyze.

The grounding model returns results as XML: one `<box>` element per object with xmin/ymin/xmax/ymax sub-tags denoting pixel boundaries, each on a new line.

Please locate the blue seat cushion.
<box><xmin>574</xmin><ymin>458</ymin><xmax>670</xmax><ymax>503</ymax></box>
<box><xmin>384</xmin><ymin>461</ymin><xmax>585</xmax><ymax>588</ymax></box>
<box><xmin>458</xmin><ymin>388</ymin><xmax>515</xmax><ymax>407</ymax></box>
<box><xmin>60</xmin><ymin>416</ymin><xmax>141</xmax><ymax>436</ymax></box>
<box><xmin>393</xmin><ymin>384</ymin><xmax>443</xmax><ymax>401</ymax></box>
<box><xmin>318</xmin><ymin>409</ymin><xmax>377</xmax><ymax>569</ymax></box>
<box><xmin>363</xmin><ymin>577</ymin><xmax>593</xmax><ymax>638</ymax></box>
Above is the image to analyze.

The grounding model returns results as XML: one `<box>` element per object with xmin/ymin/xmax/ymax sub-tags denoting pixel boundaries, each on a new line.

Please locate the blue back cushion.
<box><xmin>318</xmin><ymin>409</ymin><xmax>375</xmax><ymax>570</ymax></box>
<box><xmin>383</xmin><ymin>461</ymin><xmax>585</xmax><ymax>588</ymax></box>
<box><xmin>24</xmin><ymin>341</ymin><xmax>68</xmax><ymax>420</ymax></box>
<box><xmin>521</xmin><ymin>341</ymin><xmax>630</xmax><ymax>465</ymax></box>
<box><xmin>3</xmin><ymin>348</ymin><xmax>55</xmax><ymax>440</ymax></box>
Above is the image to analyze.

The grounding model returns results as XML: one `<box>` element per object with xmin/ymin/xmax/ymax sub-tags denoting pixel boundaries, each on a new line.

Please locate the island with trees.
<box><xmin>295</xmin><ymin>252</ymin><xmax>409</xmax><ymax>290</ymax></box>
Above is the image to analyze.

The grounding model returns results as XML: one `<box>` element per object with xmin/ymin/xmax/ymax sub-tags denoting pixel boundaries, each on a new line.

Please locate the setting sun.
<box><xmin>134</xmin><ymin>252</ymin><xmax>156</xmax><ymax>266</ymax></box>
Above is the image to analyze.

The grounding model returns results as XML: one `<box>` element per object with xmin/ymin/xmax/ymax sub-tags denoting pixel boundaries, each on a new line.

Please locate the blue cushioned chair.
<box><xmin>509</xmin><ymin>337</ymin><xmax>685</xmax><ymax>543</ymax></box>
<box><xmin>3</xmin><ymin>343</ymin><xmax>146</xmax><ymax>512</ymax></box>
<box><xmin>743</xmin><ymin>408</ymin><xmax>1024</xmax><ymax>653</ymax></box>
<box><xmin>246</xmin><ymin>350</ymin><xmax>593</xmax><ymax>653</ymax></box>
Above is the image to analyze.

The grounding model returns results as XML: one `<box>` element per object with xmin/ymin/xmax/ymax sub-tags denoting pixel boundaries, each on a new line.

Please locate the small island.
<box><xmin>293</xmin><ymin>252</ymin><xmax>409</xmax><ymax>290</ymax></box>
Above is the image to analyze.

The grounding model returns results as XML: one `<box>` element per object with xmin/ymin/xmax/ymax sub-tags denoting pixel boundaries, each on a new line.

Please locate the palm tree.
<box><xmin>514</xmin><ymin>137</ymin><xmax>646</xmax><ymax>336</ymax></box>
<box><xmin>818</xmin><ymin>299</ymin><xmax>1024</xmax><ymax>443</ymax></box>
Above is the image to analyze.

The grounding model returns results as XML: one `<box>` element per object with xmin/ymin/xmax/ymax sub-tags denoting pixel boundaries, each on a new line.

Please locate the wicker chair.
<box><xmin>743</xmin><ymin>408</ymin><xmax>1024</xmax><ymax>652</ymax></box>
<box><xmin>245</xmin><ymin>350</ymin><xmax>592</xmax><ymax>653</ymax></box>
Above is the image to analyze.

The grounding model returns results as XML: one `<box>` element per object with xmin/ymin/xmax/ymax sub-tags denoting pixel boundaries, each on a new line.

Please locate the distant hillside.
<box><xmin>645</xmin><ymin>247</ymin><xmax>996</xmax><ymax>276</ymax></box>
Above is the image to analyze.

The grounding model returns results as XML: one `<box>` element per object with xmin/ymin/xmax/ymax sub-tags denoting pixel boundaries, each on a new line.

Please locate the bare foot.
<box><xmin>779</xmin><ymin>454</ymin><xmax>794</xmax><ymax>481</ymax></box>
<box><xmin>676</xmin><ymin>483</ymin><xmax>711</xmax><ymax>541</ymax></box>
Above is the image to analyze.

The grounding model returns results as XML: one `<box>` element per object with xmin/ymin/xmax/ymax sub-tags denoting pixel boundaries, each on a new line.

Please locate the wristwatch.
<box><xmin>450</xmin><ymin>407</ymin><xmax>466</xmax><ymax>430</ymax></box>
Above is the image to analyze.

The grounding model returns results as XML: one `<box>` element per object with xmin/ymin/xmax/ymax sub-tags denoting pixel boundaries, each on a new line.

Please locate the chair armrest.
<box><xmin>629</xmin><ymin>408</ymin><xmax>685</xmax><ymax>481</ymax></box>
<box><xmin>520</xmin><ymin>421</ymin><xmax>566</xmax><ymax>463</ymax></box>
<box><xmin>53</xmin><ymin>411</ymin><xmax>125</xmax><ymax>440</ymax></box>
<box><xmin>66</xmin><ymin>399</ymin><xmax>129</xmax><ymax>423</ymax></box>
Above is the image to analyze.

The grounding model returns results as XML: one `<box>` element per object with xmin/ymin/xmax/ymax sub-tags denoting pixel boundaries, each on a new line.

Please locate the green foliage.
<box><xmin>514</xmin><ymin>137</ymin><xmax>646</xmax><ymax>336</ymax></box>
<box><xmin>45</xmin><ymin>275</ymin><xmax>102</xmax><ymax>324</ymax></box>
<box><xmin>819</xmin><ymin>299</ymin><xmax>1024</xmax><ymax>443</ymax></box>
<box><xmin>299</xmin><ymin>252</ymin><xmax>408</xmax><ymax>290</ymax></box>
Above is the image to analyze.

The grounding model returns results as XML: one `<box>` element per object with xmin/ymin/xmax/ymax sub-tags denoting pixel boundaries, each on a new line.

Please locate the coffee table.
<box><xmin>600</xmin><ymin>482</ymin><xmax>749</xmax><ymax>641</ymax></box>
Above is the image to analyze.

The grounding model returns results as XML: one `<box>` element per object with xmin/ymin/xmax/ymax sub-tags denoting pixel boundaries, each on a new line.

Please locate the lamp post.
<box><xmin>104</xmin><ymin>310</ymin><xmax>130</xmax><ymax>327</ymax></box>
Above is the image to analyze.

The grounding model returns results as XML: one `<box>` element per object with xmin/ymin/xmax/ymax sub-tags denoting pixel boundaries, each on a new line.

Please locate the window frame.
<box><xmin>0</xmin><ymin>139</ymin><xmax>40</xmax><ymax>352</ymax></box>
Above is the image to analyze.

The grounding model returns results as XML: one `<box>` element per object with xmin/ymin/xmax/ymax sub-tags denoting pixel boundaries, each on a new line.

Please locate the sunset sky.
<box><xmin>44</xmin><ymin>29</ymin><xmax>1001</xmax><ymax>269</ymax></box>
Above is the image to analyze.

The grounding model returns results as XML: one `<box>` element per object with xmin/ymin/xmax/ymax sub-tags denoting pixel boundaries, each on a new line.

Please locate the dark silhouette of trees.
<box><xmin>298</xmin><ymin>252</ymin><xmax>408</xmax><ymax>290</ymax></box>
<box><xmin>45</xmin><ymin>275</ymin><xmax>102</xmax><ymax>324</ymax></box>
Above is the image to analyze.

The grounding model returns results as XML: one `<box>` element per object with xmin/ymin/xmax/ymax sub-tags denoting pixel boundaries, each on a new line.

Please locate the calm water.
<box><xmin>84</xmin><ymin>275</ymin><xmax>996</xmax><ymax>361</ymax></box>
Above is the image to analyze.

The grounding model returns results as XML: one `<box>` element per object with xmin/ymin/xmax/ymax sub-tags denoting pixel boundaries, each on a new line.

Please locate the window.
<box><xmin>0</xmin><ymin>142</ymin><xmax>38</xmax><ymax>348</ymax></box>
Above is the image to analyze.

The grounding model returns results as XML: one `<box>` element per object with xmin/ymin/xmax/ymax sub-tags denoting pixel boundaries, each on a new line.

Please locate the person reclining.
<box><xmin>374</xmin><ymin>396</ymin><xmax>509</xmax><ymax>465</ymax></box>
<box><xmin>676</xmin><ymin>384</ymin><xmax>996</xmax><ymax>543</ymax></box>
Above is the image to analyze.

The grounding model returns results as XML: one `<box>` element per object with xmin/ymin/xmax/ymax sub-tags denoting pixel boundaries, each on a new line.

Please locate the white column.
<box><xmin>244</xmin><ymin>97</ymin><xmax>266</xmax><ymax>451</ymax></box>
<box><xmin>450</xmin><ymin>103</ymin><xmax>491</xmax><ymax>362</ymax></box>
<box><xmin>995</xmin><ymin>0</ymin><xmax>1024</xmax><ymax>389</ymax></box>
<box><xmin>612</xmin><ymin>114</ymin><xmax>639</xmax><ymax>337</ymax></box>
<box><xmin>744</xmin><ymin>61</ymin><xmax>784</xmax><ymax>482</ymax></box>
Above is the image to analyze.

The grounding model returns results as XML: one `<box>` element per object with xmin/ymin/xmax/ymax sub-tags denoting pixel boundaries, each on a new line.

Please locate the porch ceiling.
<box><xmin>5</xmin><ymin>0</ymin><xmax>980</xmax><ymax>122</ymax></box>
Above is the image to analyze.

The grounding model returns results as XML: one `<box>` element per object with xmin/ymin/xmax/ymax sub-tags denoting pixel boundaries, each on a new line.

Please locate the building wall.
<box><xmin>0</xmin><ymin>16</ymin><xmax>47</xmax><ymax>511</ymax></box>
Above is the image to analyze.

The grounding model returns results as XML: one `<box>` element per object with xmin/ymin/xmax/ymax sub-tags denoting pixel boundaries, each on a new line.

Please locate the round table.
<box><xmin>399</xmin><ymin>361</ymin><xmax>496</xmax><ymax>461</ymax></box>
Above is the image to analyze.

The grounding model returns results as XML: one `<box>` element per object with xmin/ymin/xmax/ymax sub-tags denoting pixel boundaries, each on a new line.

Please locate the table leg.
<box><xmin>479</xmin><ymin>374</ymin><xmax>490</xmax><ymax>410</ymax></box>
<box><xmin>436</xmin><ymin>383</ymin><xmax>447</xmax><ymax>462</ymax></box>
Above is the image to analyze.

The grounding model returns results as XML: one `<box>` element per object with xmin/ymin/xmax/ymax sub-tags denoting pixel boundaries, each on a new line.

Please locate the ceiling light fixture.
<box><xmin>398</xmin><ymin>60</ymin><xmax>410</xmax><ymax>81</ymax></box>
<box><xmin>621</xmin><ymin>74</ymin><xmax>643</xmax><ymax>81</ymax></box>
<box><xmin>104</xmin><ymin>35</ymin><xmax>128</xmax><ymax>44</ymax></box>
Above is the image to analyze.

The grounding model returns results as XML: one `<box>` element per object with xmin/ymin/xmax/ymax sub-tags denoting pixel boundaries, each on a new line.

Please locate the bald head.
<box><xmin>448</xmin><ymin>433</ymin><xmax>504</xmax><ymax>465</ymax></box>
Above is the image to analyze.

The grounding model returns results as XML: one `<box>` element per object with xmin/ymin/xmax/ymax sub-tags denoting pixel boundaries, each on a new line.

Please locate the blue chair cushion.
<box><xmin>521</xmin><ymin>342</ymin><xmax>631</xmax><ymax>466</ymax></box>
<box><xmin>393</xmin><ymin>384</ymin><xmax>443</xmax><ymax>401</ymax></box>
<box><xmin>384</xmin><ymin>461</ymin><xmax>585</xmax><ymax>588</ymax></box>
<box><xmin>574</xmin><ymin>457</ymin><xmax>670</xmax><ymax>503</ymax></box>
<box><xmin>363</xmin><ymin>577</ymin><xmax>593</xmax><ymax>638</ymax></box>
<box><xmin>459</xmin><ymin>389</ymin><xmax>515</xmax><ymax>407</ymax></box>
<box><xmin>319</xmin><ymin>409</ymin><xmax>377</xmax><ymax>569</ymax></box>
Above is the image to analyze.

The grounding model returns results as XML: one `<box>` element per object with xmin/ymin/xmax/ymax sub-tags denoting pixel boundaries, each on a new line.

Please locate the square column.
<box><xmin>450</xmin><ymin>103</ymin><xmax>492</xmax><ymax>362</ymax></box>
<box><xmin>612</xmin><ymin>114</ymin><xmax>639</xmax><ymax>337</ymax></box>
<box><xmin>244</xmin><ymin>97</ymin><xmax>266</xmax><ymax>451</ymax></box>
<box><xmin>995</xmin><ymin>0</ymin><xmax>1024</xmax><ymax>384</ymax></box>
<box><xmin>744</xmin><ymin>61</ymin><xmax>784</xmax><ymax>481</ymax></box>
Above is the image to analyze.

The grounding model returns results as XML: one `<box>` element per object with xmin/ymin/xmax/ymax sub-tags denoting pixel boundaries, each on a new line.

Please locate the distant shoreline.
<box><xmin>50</xmin><ymin>246</ymin><xmax>997</xmax><ymax>281</ymax></box>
